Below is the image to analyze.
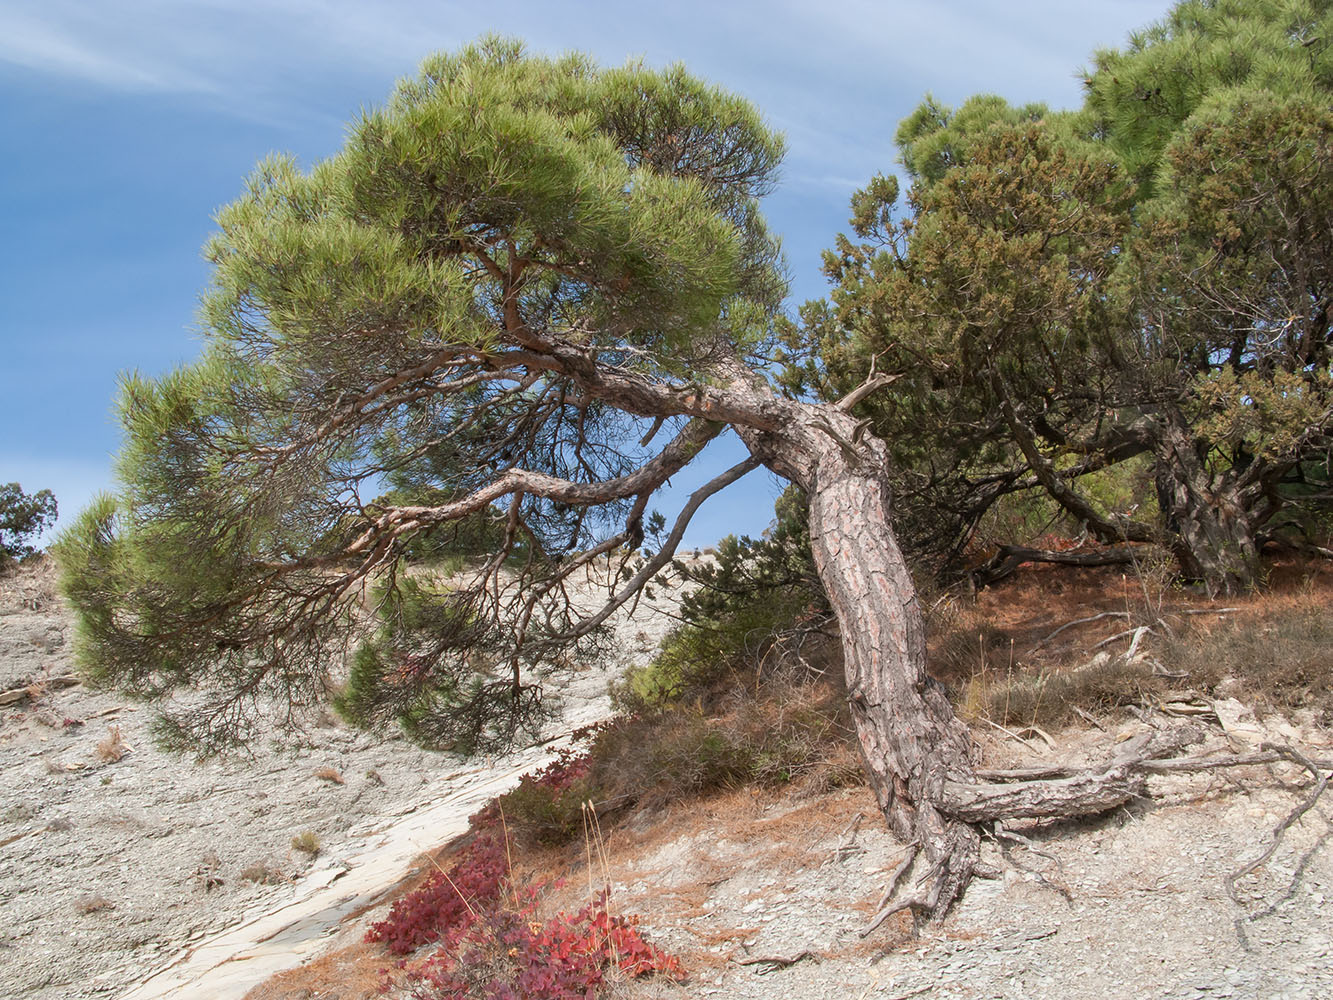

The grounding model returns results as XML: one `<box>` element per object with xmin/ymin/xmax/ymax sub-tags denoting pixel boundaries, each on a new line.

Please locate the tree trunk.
<box><xmin>730</xmin><ymin>391</ymin><xmax>1201</xmax><ymax>921</ymax></box>
<box><xmin>1155</xmin><ymin>418</ymin><xmax>1260</xmax><ymax>596</ymax></box>
<box><xmin>803</xmin><ymin>437</ymin><xmax>981</xmax><ymax>915</ymax></box>
<box><xmin>735</xmin><ymin>394</ymin><xmax>984</xmax><ymax>917</ymax></box>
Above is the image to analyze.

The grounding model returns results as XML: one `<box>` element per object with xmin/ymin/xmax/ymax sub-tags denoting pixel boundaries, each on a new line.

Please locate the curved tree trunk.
<box><xmin>731</xmin><ymin>393</ymin><xmax>983</xmax><ymax>917</ymax></box>
<box><xmin>804</xmin><ymin>438</ymin><xmax>981</xmax><ymax>915</ymax></box>
<box><xmin>711</xmin><ymin>376</ymin><xmax>1204</xmax><ymax>923</ymax></box>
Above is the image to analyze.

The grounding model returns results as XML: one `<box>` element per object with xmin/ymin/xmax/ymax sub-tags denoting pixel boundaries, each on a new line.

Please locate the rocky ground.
<box><xmin>0</xmin><ymin>558</ymin><xmax>687</xmax><ymax>999</ymax></box>
<box><xmin>253</xmin><ymin>702</ymin><xmax>1333</xmax><ymax>1000</ymax></box>
<box><xmin>4</xmin><ymin>556</ymin><xmax>1331</xmax><ymax>1000</ymax></box>
<box><xmin>606</xmin><ymin>721</ymin><xmax>1333</xmax><ymax>1000</ymax></box>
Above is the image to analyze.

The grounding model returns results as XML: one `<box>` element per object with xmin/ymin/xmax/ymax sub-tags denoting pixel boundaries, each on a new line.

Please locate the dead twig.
<box><xmin>980</xmin><ymin>717</ymin><xmax>1056</xmax><ymax>750</ymax></box>
<box><xmin>823</xmin><ymin>812</ymin><xmax>865</xmax><ymax>866</ymax></box>
<box><xmin>881</xmin><ymin>986</ymin><xmax>934</xmax><ymax>1000</ymax></box>
<box><xmin>1092</xmin><ymin>624</ymin><xmax>1155</xmax><ymax>652</ymax></box>
<box><xmin>990</xmin><ymin>821</ymin><xmax>1061</xmax><ymax>865</ymax></box>
<box><xmin>860</xmin><ymin>844</ymin><xmax>920</xmax><ymax>937</ymax></box>
<box><xmin>1070</xmin><ymin>705</ymin><xmax>1106</xmax><ymax>731</ymax></box>
<box><xmin>1029</xmin><ymin>611</ymin><xmax>1128</xmax><ymax>652</ymax></box>
<box><xmin>736</xmin><ymin>950</ymin><xmax>820</xmax><ymax>973</ymax></box>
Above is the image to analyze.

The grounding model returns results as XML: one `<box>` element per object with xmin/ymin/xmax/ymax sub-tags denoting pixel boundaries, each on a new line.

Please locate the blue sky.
<box><xmin>0</xmin><ymin>0</ymin><xmax>1167</xmax><ymax>547</ymax></box>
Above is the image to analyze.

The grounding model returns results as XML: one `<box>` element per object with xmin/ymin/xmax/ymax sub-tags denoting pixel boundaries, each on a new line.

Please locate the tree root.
<box><xmin>1225</xmin><ymin>742</ymin><xmax>1331</xmax><ymax>948</ymax></box>
<box><xmin>861</xmin><ymin>725</ymin><xmax>1333</xmax><ymax>936</ymax></box>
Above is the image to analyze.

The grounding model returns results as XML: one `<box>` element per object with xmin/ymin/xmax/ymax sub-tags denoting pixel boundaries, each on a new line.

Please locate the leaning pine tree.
<box><xmin>58</xmin><ymin>41</ymin><xmax>1238</xmax><ymax>921</ymax></box>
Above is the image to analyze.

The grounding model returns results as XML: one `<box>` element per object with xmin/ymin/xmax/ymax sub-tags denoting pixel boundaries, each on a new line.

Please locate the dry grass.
<box><xmin>240</xmin><ymin>861</ymin><xmax>288</xmax><ymax>885</ymax></box>
<box><xmin>937</xmin><ymin>556</ymin><xmax>1333</xmax><ymax>729</ymax></box>
<box><xmin>95</xmin><ymin>725</ymin><xmax>128</xmax><ymax>763</ymax></box>
<box><xmin>926</xmin><ymin>593</ymin><xmax>1014</xmax><ymax>690</ymax></box>
<box><xmin>1162</xmin><ymin>591</ymin><xmax>1333</xmax><ymax>723</ymax></box>
<box><xmin>241</xmin><ymin>940</ymin><xmax>388</xmax><ymax>1000</ymax></box>
<box><xmin>290</xmin><ymin>830</ymin><xmax>321</xmax><ymax>856</ymax></box>
<box><xmin>962</xmin><ymin>655</ymin><xmax>1167</xmax><ymax>729</ymax></box>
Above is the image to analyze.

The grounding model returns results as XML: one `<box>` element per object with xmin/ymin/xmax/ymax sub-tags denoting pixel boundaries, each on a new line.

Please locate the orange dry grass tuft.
<box><xmin>95</xmin><ymin>725</ymin><xmax>128</xmax><ymax>763</ymax></box>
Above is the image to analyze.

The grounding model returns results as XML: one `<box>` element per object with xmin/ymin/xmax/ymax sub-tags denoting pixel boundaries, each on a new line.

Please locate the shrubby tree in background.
<box><xmin>792</xmin><ymin>0</ymin><xmax>1333</xmax><ymax>592</ymax></box>
<box><xmin>0</xmin><ymin>483</ymin><xmax>57</xmax><ymax>561</ymax></box>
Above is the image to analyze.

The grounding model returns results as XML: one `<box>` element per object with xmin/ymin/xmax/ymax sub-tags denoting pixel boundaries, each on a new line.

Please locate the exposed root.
<box><xmin>1225</xmin><ymin>742</ymin><xmax>1331</xmax><ymax>948</ymax></box>
<box><xmin>860</xmin><ymin>843</ymin><xmax>918</xmax><ymax>937</ymax></box>
<box><xmin>860</xmin><ymin>727</ymin><xmax>1333</xmax><ymax>937</ymax></box>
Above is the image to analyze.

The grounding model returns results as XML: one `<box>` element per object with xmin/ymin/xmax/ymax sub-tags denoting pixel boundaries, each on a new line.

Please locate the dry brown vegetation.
<box><xmin>94</xmin><ymin>725</ymin><xmax>128</xmax><ymax>763</ymax></box>
<box><xmin>290</xmin><ymin>831</ymin><xmax>321</xmax><ymax>856</ymax></box>
<box><xmin>928</xmin><ymin>554</ymin><xmax>1333</xmax><ymax>731</ymax></box>
<box><xmin>73</xmin><ymin>895</ymin><xmax>114</xmax><ymax>915</ymax></box>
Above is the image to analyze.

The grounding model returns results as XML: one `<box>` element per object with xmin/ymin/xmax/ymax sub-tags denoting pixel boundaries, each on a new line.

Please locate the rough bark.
<box><xmin>1155</xmin><ymin>416</ymin><xmax>1261</xmax><ymax>595</ymax></box>
<box><xmin>725</xmin><ymin>392</ymin><xmax>982</xmax><ymax>917</ymax></box>
<box><xmin>804</xmin><ymin>438</ymin><xmax>981</xmax><ymax>914</ymax></box>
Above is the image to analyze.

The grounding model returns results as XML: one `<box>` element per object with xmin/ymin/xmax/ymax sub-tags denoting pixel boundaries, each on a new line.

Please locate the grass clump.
<box><xmin>95</xmin><ymin>725</ymin><xmax>128</xmax><ymax>763</ymax></box>
<box><xmin>240</xmin><ymin>861</ymin><xmax>286</xmax><ymax>885</ymax></box>
<box><xmin>962</xmin><ymin>654</ymin><xmax>1167</xmax><ymax>729</ymax></box>
<box><xmin>1163</xmin><ymin>595</ymin><xmax>1333</xmax><ymax>723</ymax></box>
<box><xmin>291</xmin><ymin>830</ymin><xmax>321</xmax><ymax>856</ymax></box>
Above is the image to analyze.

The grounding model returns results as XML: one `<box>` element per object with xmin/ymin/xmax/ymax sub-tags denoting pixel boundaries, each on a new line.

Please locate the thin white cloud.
<box><xmin>0</xmin><ymin>4</ymin><xmax>218</xmax><ymax>93</ymax></box>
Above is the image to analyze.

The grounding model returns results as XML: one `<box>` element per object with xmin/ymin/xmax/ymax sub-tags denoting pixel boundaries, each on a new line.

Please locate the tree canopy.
<box><xmin>58</xmin><ymin>39</ymin><xmax>788</xmax><ymax>753</ymax></box>
<box><xmin>58</xmin><ymin>13</ymin><xmax>1332</xmax><ymax>926</ymax></box>
<box><xmin>794</xmin><ymin>0</ymin><xmax>1333</xmax><ymax>592</ymax></box>
<box><xmin>0</xmin><ymin>483</ymin><xmax>57</xmax><ymax>561</ymax></box>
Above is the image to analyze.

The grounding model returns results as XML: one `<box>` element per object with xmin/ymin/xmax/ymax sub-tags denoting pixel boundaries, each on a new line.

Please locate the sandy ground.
<box><xmin>0</xmin><ymin>558</ymin><xmax>687</xmax><ymax>999</ymax></box>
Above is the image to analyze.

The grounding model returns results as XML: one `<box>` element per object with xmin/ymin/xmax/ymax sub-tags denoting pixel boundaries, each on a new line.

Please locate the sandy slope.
<box><xmin>0</xmin><ymin>559</ymin><xmax>685</xmax><ymax>999</ymax></box>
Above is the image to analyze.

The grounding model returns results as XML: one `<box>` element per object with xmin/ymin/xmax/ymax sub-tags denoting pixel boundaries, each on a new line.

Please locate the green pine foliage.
<box><xmin>54</xmin><ymin>38</ymin><xmax>787</xmax><ymax>753</ymax></box>
<box><xmin>799</xmin><ymin>0</ymin><xmax>1333</xmax><ymax>591</ymax></box>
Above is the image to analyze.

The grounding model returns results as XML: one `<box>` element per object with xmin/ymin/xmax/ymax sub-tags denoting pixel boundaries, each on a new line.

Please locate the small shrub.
<box><xmin>477</xmin><ymin>749</ymin><xmax>596</xmax><ymax>846</ymax></box>
<box><xmin>367</xmin><ymin>835</ymin><xmax>507</xmax><ymax>955</ymax></box>
<box><xmin>364</xmin><ymin>827</ymin><xmax>682</xmax><ymax>998</ymax></box>
<box><xmin>291</xmin><ymin>830</ymin><xmax>321</xmax><ymax>856</ymax></box>
<box><xmin>2</xmin><ymin>803</ymin><xmax>37</xmax><ymax>824</ymax></box>
<box><xmin>411</xmin><ymin>890</ymin><xmax>682</xmax><ymax>999</ymax></box>
<box><xmin>240</xmin><ymin>861</ymin><xmax>286</xmax><ymax>885</ymax></box>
